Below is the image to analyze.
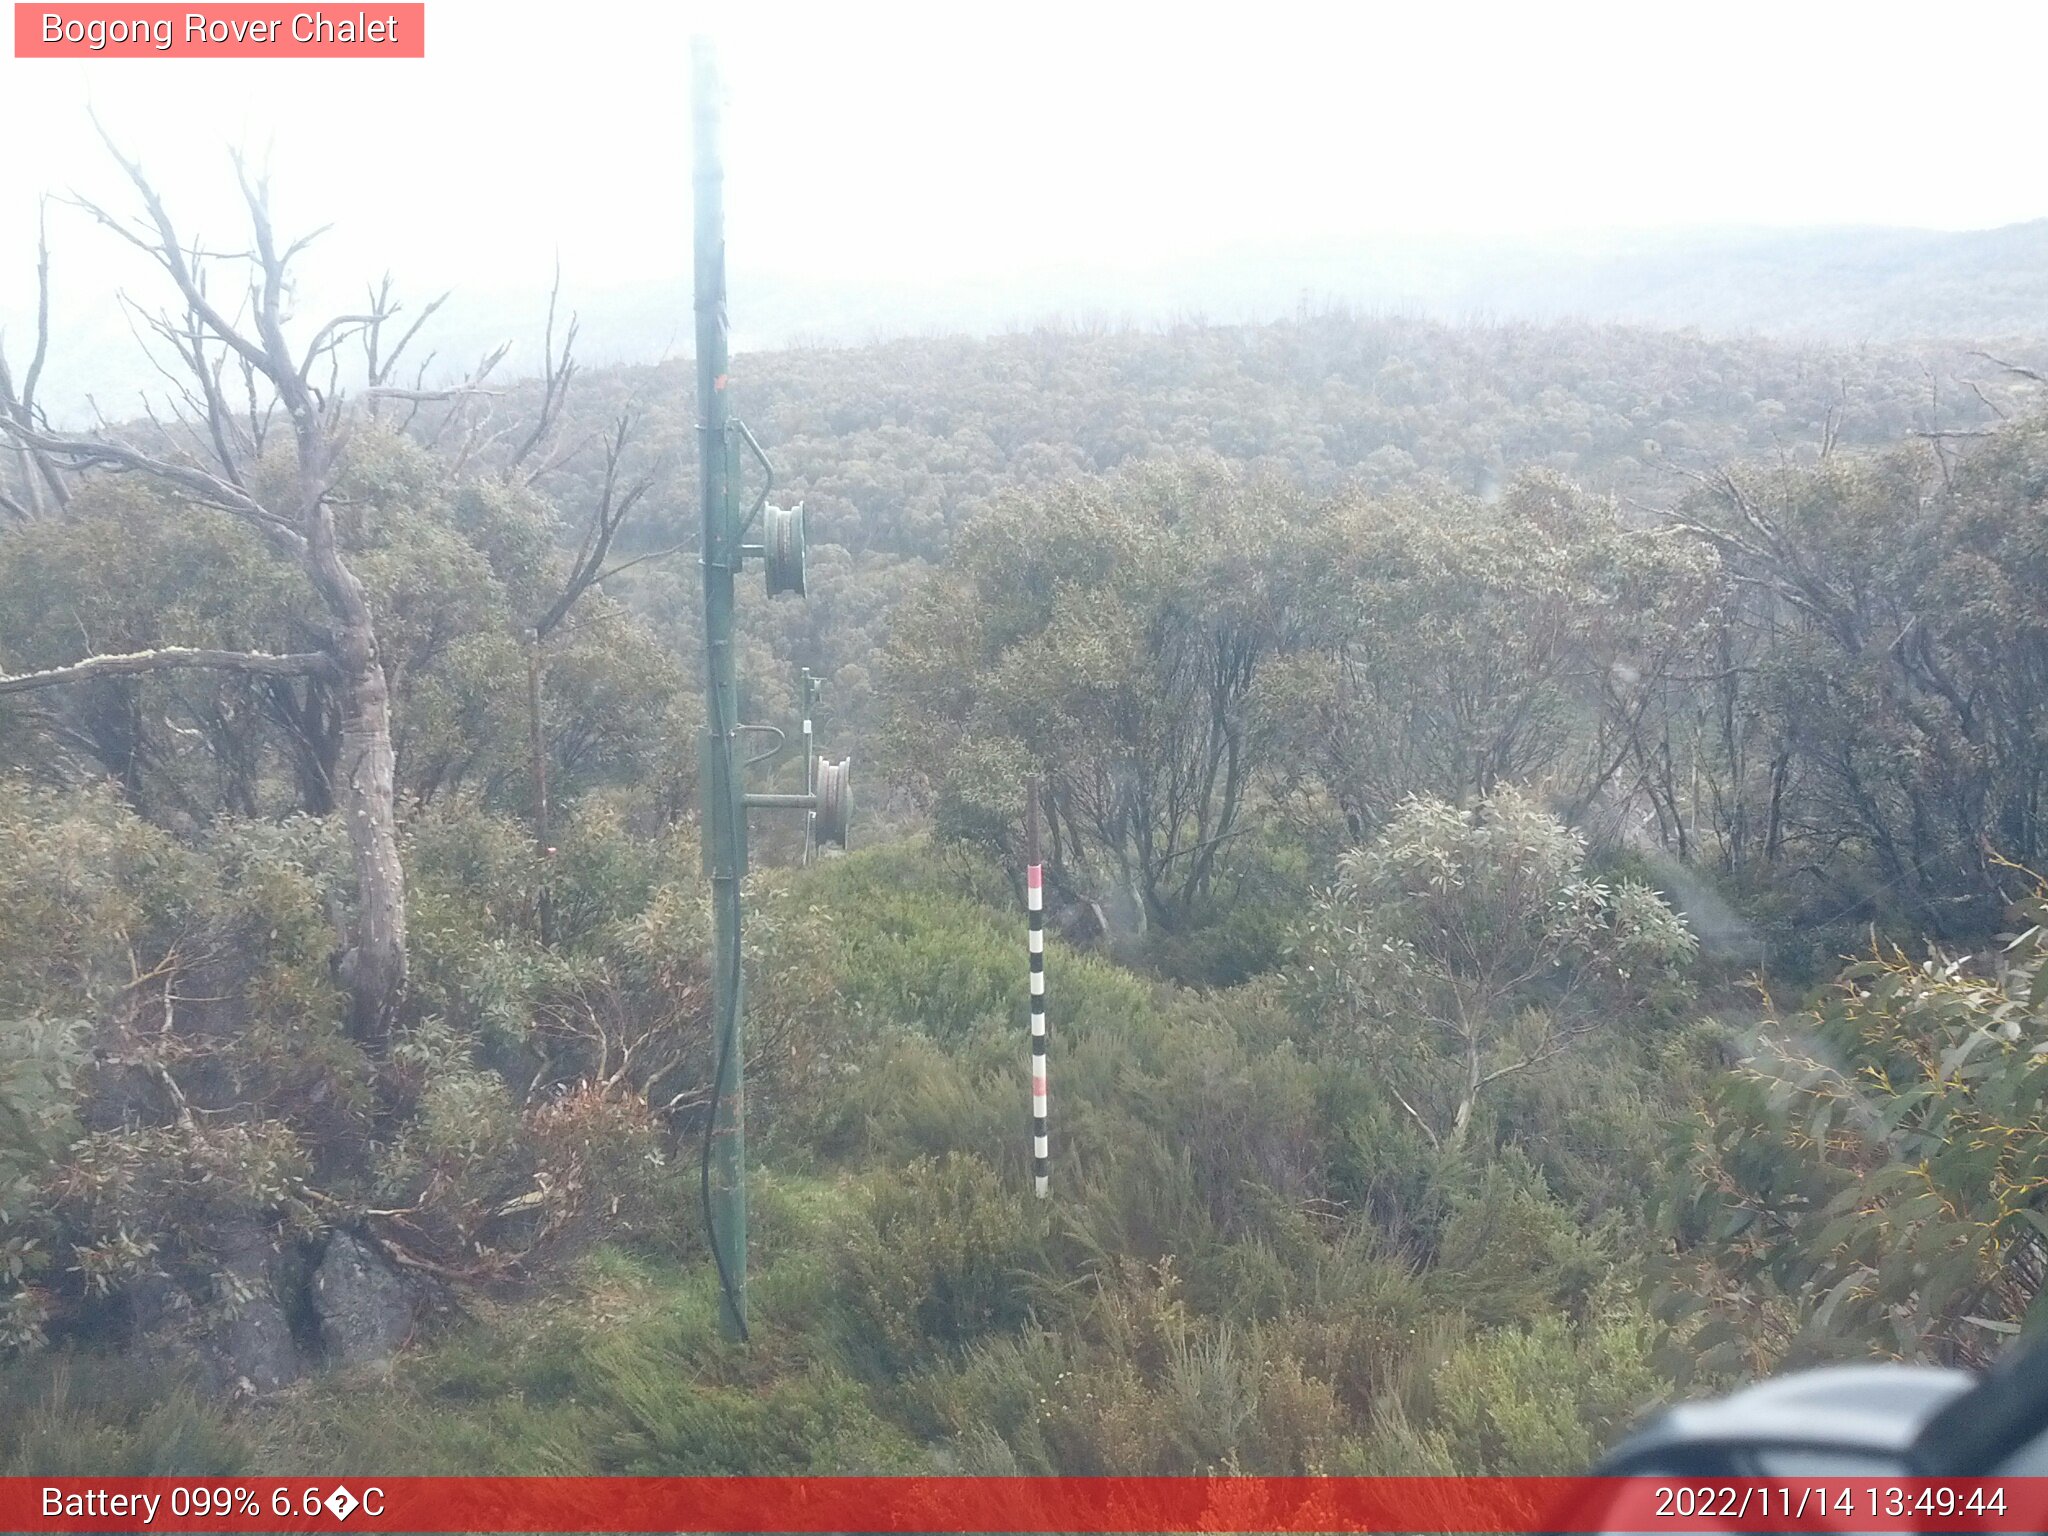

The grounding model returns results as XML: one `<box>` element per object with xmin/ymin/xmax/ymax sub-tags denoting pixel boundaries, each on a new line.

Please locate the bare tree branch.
<box><xmin>82</xmin><ymin>115</ymin><xmax>278</xmax><ymax>385</ymax></box>
<box><xmin>1971</xmin><ymin>350</ymin><xmax>2048</xmax><ymax>388</ymax></box>
<box><xmin>586</xmin><ymin>538</ymin><xmax>691</xmax><ymax>586</ymax></box>
<box><xmin>506</xmin><ymin>261</ymin><xmax>578</xmax><ymax>471</ymax></box>
<box><xmin>298</xmin><ymin>311</ymin><xmax>386</xmax><ymax>386</ymax></box>
<box><xmin>362</xmin><ymin>275</ymin><xmax>448</xmax><ymax>393</ymax></box>
<box><xmin>1966</xmin><ymin>378</ymin><xmax>2010</xmax><ymax>422</ymax></box>
<box><xmin>21</xmin><ymin>197</ymin><xmax>52</xmax><ymax>412</ymax></box>
<box><xmin>0</xmin><ymin>198</ymin><xmax>67</xmax><ymax>515</ymax></box>
<box><xmin>0</xmin><ymin>647</ymin><xmax>336</xmax><ymax>697</ymax></box>
<box><xmin>532</xmin><ymin>412</ymin><xmax>657</xmax><ymax>639</ymax></box>
<box><xmin>0</xmin><ymin>418</ymin><xmax>305</xmax><ymax>553</ymax></box>
<box><xmin>363</xmin><ymin>383</ymin><xmax>503</xmax><ymax>404</ymax></box>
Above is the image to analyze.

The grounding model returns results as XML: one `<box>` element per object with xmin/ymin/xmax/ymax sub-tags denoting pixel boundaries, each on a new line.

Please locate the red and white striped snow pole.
<box><xmin>1027</xmin><ymin>780</ymin><xmax>1049</xmax><ymax>1198</ymax></box>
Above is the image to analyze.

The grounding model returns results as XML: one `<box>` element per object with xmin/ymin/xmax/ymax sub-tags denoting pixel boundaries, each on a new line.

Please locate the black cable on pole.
<box><xmin>696</xmin><ymin>474</ymin><xmax>750</xmax><ymax>1344</ymax></box>
<box><xmin>698</xmin><ymin>946</ymin><xmax>747</xmax><ymax>1343</ymax></box>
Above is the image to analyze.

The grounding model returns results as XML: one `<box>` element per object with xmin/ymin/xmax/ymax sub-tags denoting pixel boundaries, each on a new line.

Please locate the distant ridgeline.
<box><xmin>386</xmin><ymin>219</ymin><xmax>2048</xmax><ymax>392</ymax></box>
<box><xmin>20</xmin><ymin>218</ymin><xmax>2048</xmax><ymax>422</ymax></box>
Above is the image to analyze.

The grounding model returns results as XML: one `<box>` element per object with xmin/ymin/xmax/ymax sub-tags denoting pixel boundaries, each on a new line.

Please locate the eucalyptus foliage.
<box><xmin>1297</xmin><ymin>788</ymin><xmax>1696</xmax><ymax>1150</ymax></box>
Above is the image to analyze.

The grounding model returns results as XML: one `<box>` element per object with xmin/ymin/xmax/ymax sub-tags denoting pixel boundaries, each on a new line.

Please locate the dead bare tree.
<box><xmin>0</xmin><ymin>133</ymin><xmax>431</xmax><ymax>1044</ymax></box>
<box><xmin>0</xmin><ymin>200</ymin><xmax>68</xmax><ymax>522</ymax></box>
<box><xmin>505</xmin><ymin>263</ymin><xmax>579</xmax><ymax>478</ymax></box>
<box><xmin>522</xmin><ymin>408</ymin><xmax>675</xmax><ymax>943</ymax></box>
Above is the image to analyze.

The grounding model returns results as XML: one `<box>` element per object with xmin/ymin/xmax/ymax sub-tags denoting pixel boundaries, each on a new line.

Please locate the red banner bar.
<box><xmin>5</xmin><ymin>1476</ymin><xmax>2048</xmax><ymax>1533</ymax></box>
<box><xmin>13</xmin><ymin>4</ymin><xmax>424</xmax><ymax>57</ymax></box>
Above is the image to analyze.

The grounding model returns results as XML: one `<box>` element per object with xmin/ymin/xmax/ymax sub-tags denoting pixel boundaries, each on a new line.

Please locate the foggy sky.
<box><xmin>3</xmin><ymin>0</ymin><xmax>2045</xmax><ymax>403</ymax></box>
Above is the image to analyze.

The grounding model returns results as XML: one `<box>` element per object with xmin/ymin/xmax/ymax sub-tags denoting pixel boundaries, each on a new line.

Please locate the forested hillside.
<box><xmin>484</xmin><ymin>312</ymin><xmax>2048</xmax><ymax>786</ymax></box>
<box><xmin>4</xmin><ymin>164</ymin><xmax>2048</xmax><ymax>1479</ymax></box>
<box><xmin>380</xmin><ymin>220</ymin><xmax>2048</xmax><ymax>384</ymax></box>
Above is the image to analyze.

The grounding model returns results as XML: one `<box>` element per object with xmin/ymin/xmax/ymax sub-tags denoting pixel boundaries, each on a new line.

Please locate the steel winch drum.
<box><xmin>763</xmin><ymin>502</ymin><xmax>807</xmax><ymax>598</ymax></box>
<box><xmin>813</xmin><ymin>756</ymin><xmax>851</xmax><ymax>848</ymax></box>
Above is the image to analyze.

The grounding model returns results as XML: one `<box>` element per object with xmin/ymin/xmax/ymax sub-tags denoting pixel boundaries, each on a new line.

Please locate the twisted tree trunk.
<box><xmin>331</xmin><ymin>619</ymin><xmax>407</xmax><ymax>1042</ymax></box>
<box><xmin>1</xmin><ymin>137</ymin><xmax>416</xmax><ymax>1045</ymax></box>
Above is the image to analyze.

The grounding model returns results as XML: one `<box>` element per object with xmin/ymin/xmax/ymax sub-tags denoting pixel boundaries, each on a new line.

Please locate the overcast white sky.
<box><xmin>3</xmin><ymin>0</ymin><xmax>2046</xmax><ymax>394</ymax></box>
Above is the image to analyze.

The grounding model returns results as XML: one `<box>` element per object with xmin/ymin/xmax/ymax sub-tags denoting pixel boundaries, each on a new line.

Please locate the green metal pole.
<box><xmin>693</xmin><ymin>33</ymin><xmax>747</xmax><ymax>1342</ymax></box>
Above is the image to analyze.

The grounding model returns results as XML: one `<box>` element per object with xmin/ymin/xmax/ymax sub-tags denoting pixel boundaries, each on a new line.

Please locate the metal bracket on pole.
<box><xmin>733</xmin><ymin>419</ymin><xmax>774</xmax><ymax>539</ymax></box>
<box><xmin>739</xmin><ymin>669</ymin><xmax>850</xmax><ymax>848</ymax></box>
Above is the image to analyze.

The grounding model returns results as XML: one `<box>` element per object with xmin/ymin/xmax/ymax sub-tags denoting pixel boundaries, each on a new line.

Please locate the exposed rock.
<box><xmin>1054</xmin><ymin>896</ymin><xmax>1109</xmax><ymax>946</ymax></box>
<box><xmin>202</xmin><ymin>1223</ymin><xmax>303</xmax><ymax>1396</ymax></box>
<box><xmin>78</xmin><ymin>1059</ymin><xmax>160</xmax><ymax>1133</ymax></box>
<box><xmin>312</xmin><ymin>1229</ymin><xmax>413</xmax><ymax>1368</ymax></box>
<box><xmin>124</xmin><ymin>1268</ymin><xmax>192</xmax><ymax>1339</ymax></box>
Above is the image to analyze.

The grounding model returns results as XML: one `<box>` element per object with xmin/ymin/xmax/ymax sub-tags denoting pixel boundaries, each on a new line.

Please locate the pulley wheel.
<box><xmin>763</xmin><ymin>502</ymin><xmax>807</xmax><ymax>598</ymax></box>
<box><xmin>814</xmin><ymin>756</ymin><xmax>851</xmax><ymax>848</ymax></box>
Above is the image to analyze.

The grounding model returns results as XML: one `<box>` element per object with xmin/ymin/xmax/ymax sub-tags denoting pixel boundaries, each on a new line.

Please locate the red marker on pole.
<box><xmin>1026</xmin><ymin>779</ymin><xmax>1048</xmax><ymax>1197</ymax></box>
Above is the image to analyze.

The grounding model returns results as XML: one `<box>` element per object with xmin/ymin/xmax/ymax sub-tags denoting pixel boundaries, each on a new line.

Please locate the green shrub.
<box><xmin>1423</xmin><ymin>1152</ymin><xmax>1608</xmax><ymax>1326</ymax></box>
<box><xmin>835</xmin><ymin>1154</ymin><xmax>1041</xmax><ymax>1373</ymax></box>
<box><xmin>0</xmin><ymin>1353</ymin><xmax>248</xmax><ymax>1475</ymax></box>
<box><xmin>1422</xmin><ymin>1298</ymin><xmax>1665</xmax><ymax>1472</ymax></box>
<box><xmin>592</xmin><ymin>1364</ymin><xmax>919</xmax><ymax>1473</ymax></box>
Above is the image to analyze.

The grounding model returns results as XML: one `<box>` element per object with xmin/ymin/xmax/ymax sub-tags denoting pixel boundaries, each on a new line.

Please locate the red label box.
<box><xmin>14</xmin><ymin>3</ymin><xmax>425</xmax><ymax>56</ymax></box>
<box><xmin>5</xmin><ymin>1476</ymin><xmax>2048</xmax><ymax>1534</ymax></box>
